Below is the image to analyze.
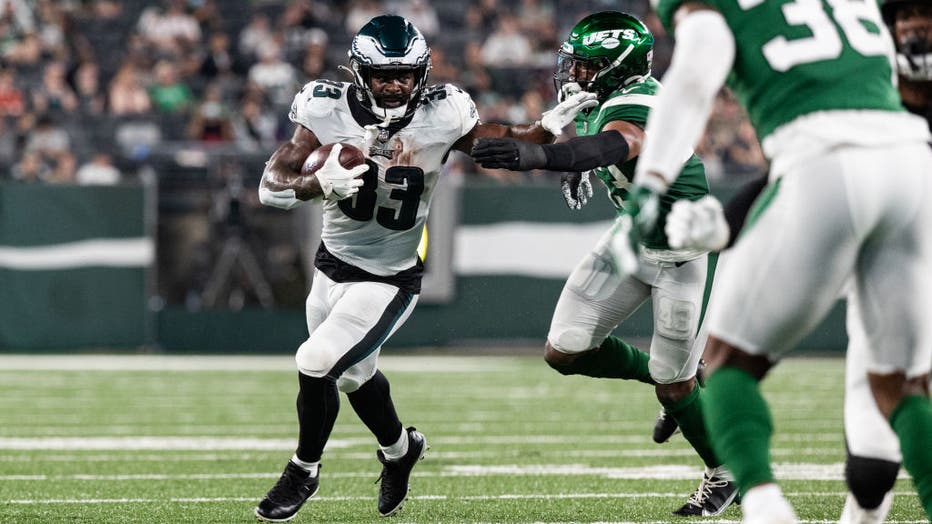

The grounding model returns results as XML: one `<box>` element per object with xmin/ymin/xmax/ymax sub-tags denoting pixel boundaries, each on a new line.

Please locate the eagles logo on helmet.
<box><xmin>554</xmin><ymin>12</ymin><xmax>654</xmax><ymax>103</ymax></box>
<box><xmin>344</xmin><ymin>15</ymin><xmax>432</xmax><ymax>122</ymax></box>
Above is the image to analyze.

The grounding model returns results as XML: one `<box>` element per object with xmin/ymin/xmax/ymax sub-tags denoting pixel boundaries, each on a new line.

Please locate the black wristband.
<box><xmin>517</xmin><ymin>143</ymin><xmax>548</xmax><ymax>171</ymax></box>
<box><xmin>540</xmin><ymin>130</ymin><xmax>630</xmax><ymax>172</ymax></box>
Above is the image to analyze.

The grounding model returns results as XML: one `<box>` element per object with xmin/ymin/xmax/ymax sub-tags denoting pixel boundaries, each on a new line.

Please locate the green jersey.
<box><xmin>576</xmin><ymin>76</ymin><xmax>709</xmax><ymax>250</ymax></box>
<box><xmin>653</xmin><ymin>0</ymin><xmax>903</xmax><ymax>141</ymax></box>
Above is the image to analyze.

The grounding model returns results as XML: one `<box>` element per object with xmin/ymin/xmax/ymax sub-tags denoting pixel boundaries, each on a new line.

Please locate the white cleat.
<box><xmin>741</xmin><ymin>484</ymin><xmax>798</xmax><ymax>524</ymax></box>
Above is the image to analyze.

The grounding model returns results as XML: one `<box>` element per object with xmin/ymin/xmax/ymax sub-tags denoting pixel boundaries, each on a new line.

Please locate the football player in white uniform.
<box><xmin>253</xmin><ymin>15</ymin><xmax>594</xmax><ymax>522</ymax></box>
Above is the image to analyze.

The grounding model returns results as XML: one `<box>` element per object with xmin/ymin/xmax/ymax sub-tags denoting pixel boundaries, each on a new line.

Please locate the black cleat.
<box><xmin>652</xmin><ymin>408</ymin><xmax>681</xmax><ymax>443</ymax></box>
<box><xmin>672</xmin><ymin>466</ymin><xmax>739</xmax><ymax>517</ymax></box>
<box><xmin>376</xmin><ymin>427</ymin><xmax>427</xmax><ymax>517</ymax></box>
<box><xmin>255</xmin><ymin>461</ymin><xmax>320</xmax><ymax>522</ymax></box>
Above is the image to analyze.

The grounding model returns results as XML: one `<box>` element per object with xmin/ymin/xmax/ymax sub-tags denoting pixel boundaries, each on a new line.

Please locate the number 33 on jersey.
<box><xmin>289</xmin><ymin>80</ymin><xmax>478</xmax><ymax>275</ymax></box>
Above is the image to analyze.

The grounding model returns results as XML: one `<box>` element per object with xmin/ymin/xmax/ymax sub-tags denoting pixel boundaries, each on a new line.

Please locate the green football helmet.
<box><xmin>554</xmin><ymin>11</ymin><xmax>654</xmax><ymax>101</ymax></box>
<box><xmin>347</xmin><ymin>15</ymin><xmax>432</xmax><ymax>121</ymax></box>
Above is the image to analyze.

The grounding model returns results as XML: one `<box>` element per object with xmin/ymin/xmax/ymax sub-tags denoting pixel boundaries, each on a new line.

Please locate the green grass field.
<box><xmin>0</xmin><ymin>354</ymin><xmax>926</xmax><ymax>523</ymax></box>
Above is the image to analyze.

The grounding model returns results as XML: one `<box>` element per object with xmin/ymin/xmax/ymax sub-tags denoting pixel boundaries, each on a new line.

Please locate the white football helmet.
<box><xmin>346</xmin><ymin>15</ymin><xmax>432</xmax><ymax>122</ymax></box>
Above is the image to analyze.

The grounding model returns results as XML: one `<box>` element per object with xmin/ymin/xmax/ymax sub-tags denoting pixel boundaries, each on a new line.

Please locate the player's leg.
<box><xmin>646</xmin><ymin>256</ymin><xmax>737</xmax><ymax>516</ymax></box>
<box><xmin>839</xmin><ymin>294</ymin><xmax>901</xmax><ymax>524</ymax></box>
<box><xmin>545</xmin><ymin>228</ymin><xmax>653</xmax><ymax>382</ymax></box>
<box><xmin>256</xmin><ymin>271</ymin><xmax>338</xmax><ymax>522</ymax></box>
<box><xmin>701</xmin><ymin>165</ymin><xmax>862</xmax><ymax>523</ymax></box>
<box><xmin>852</xmin><ymin>144</ymin><xmax>932</xmax><ymax>518</ymax></box>
<box><xmin>327</xmin><ymin>282</ymin><xmax>425</xmax><ymax>517</ymax></box>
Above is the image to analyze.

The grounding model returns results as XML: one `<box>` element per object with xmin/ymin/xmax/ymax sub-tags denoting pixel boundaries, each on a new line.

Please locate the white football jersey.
<box><xmin>290</xmin><ymin>80</ymin><xmax>478</xmax><ymax>276</ymax></box>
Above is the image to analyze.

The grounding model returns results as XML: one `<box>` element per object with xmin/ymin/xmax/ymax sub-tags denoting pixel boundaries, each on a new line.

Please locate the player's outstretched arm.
<box><xmin>470</xmin><ymin>119</ymin><xmax>644</xmax><ymax>173</ymax></box>
<box><xmin>451</xmin><ymin>91</ymin><xmax>600</xmax><ymax>156</ymax></box>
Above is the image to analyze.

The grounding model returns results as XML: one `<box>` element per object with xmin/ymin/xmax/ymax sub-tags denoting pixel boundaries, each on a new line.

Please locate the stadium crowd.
<box><xmin>0</xmin><ymin>0</ymin><xmax>766</xmax><ymax>186</ymax></box>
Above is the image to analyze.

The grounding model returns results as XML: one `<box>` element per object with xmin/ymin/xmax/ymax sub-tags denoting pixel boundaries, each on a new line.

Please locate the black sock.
<box><xmin>347</xmin><ymin>370</ymin><xmax>403</xmax><ymax>447</ymax></box>
<box><xmin>295</xmin><ymin>372</ymin><xmax>340</xmax><ymax>463</ymax></box>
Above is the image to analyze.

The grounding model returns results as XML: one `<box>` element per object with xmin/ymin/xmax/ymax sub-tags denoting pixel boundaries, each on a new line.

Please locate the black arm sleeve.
<box><xmin>723</xmin><ymin>175</ymin><xmax>768</xmax><ymax>248</ymax></box>
<box><xmin>540</xmin><ymin>130</ymin><xmax>630</xmax><ymax>172</ymax></box>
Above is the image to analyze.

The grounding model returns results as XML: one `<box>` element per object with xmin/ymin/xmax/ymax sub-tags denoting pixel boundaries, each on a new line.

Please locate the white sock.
<box><xmin>290</xmin><ymin>454</ymin><xmax>319</xmax><ymax>477</ymax></box>
<box><xmin>742</xmin><ymin>484</ymin><xmax>798</xmax><ymax>524</ymax></box>
<box><xmin>380</xmin><ymin>428</ymin><xmax>409</xmax><ymax>461</ymax></box>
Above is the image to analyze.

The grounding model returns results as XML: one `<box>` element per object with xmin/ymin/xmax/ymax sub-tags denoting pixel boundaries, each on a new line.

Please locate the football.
<box><xmin>302</xmin><ymin>142</ymin><xmax>366</xmax><ymax>175</ymax></box>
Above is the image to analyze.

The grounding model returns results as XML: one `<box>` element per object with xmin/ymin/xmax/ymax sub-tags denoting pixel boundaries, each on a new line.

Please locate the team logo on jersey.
<box><xmin>369</xmin><ymin>132</ymin><xmax>396</xmax><ymax>159</ymax></box>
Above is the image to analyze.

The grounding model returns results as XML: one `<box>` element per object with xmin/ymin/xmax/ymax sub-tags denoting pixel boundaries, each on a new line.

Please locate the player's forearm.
<box><xmin>260</xmin><ymin>142</ymin><xmax>322</xmax><ymax>201</ymax></box>
<box><xmin>505</xmin><ymin>121</ymin><xmax>555</xmax><ymax>144</ymax></box>
<box><xmin>634</xmin><ymin>10</ymin><xmax>735</xmax><ymax>191</ymax></box>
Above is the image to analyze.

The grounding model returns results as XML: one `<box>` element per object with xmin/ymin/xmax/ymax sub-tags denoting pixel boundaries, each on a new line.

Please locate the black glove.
<box><xmin>470</xmin><ymin>137</ymin><xmax>548</xmax><ymax>171</ymax></box>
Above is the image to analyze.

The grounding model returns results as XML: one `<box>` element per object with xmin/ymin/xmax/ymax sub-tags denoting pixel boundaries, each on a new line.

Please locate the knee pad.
<box><xmin>295</xmin><ymin>339</ymin><xmax>341</xmax><ymax>378</ymax></box>
<box><xmin>336</xmin><ymin>358</ymin><xmax>378</xmax><ymax>393</ymax></box>
<box><xmin>547</xmin><ymin>326</ymin><xmax>595</xmax><ymax>356</ymax></box>
<box><xmin>845</xmin><ymin>453</ymin><xmax>900</xmax><ymax>509</ymax></box>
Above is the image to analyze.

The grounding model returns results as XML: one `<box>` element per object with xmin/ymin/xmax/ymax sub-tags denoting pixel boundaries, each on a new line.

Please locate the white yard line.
<box><xmin>0</xmin><ymin>355</ymin><xmax>520</xmax><ymax>372</ymax></box>
<box><xmin>0</xmin><ymin>464</ymin><xmax>911</xmax><ymax>482</ymax></box>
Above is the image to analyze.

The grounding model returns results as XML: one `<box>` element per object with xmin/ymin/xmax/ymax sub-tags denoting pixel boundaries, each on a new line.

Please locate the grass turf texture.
<box><xmin>0</xmin><ymin>355</ymin><xmax>926</xmax><ymax>523</ymax></box>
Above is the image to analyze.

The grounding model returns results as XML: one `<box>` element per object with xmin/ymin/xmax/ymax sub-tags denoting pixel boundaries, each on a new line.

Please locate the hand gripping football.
<box><xmin>302</xmin><ymin>142</ymin><xmax>366</xmax><ymax>175</ymax></box>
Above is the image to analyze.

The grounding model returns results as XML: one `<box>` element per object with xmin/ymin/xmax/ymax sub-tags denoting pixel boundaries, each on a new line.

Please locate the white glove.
<box><xmin>665</xmin><ymin>196</ymin><xmax>730</xmax><ymax>251</ymax></box>
<box><xmin>315</xmin><ymin>143</ymin><xmax>369</xmax><ymax>201</ymax></box>
<box><xmin>540</xmin><ymin>91</ymin><xmax>599</xmax><ymax>136</ymax></box>
<box><xmin>560</xmin><ymin>170</ymin><xmax>593</xmax><ymax>210</ymax></box>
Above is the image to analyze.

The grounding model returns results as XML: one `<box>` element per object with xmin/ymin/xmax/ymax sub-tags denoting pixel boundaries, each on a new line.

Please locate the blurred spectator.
<box><xmin>429</xmin><ymin>47</ymin><xmax>458</xmax><ymax>85</ymax></box>
<box><xmin>25</xmin><ymin>114</ymin><xmax>70</xmax><ymax>158</ymax></box>
<box><xmin>237</xmin><ymin>12</ymin><xmax>272</xmax><ymax>61</ymax></box>
<box><xmin>199</xmin><ymin>32</ymin><xmax>233</xmax><ymax>81</ymax></box>
<box><xmin>297</xmin><ymin>29</ymin><xmax>329</xmax><ymax>83</ymax></box>
<box><xmin>247</xmin><ymin>41</ymin><xmax>296</xmax><ymax>107</ymax></box>
<box><xmin>47</xmin><ymin>150</ymin><xmax>76</xmax><ymax>184</ymax></box>
<box><xmin>32</xmin><ymin>60</ymin><xmax>78</xmax><ymax>115</ymax></box>
<box><xmin>73</xmin><ymin>61</ymin><xmax>106</xmax><ymax>115</ymax></box>
<box><xmin>138</xmin><ymin>0</ymin><xmax>201</xmax><ymax>55</ymax></box>
<box><xmin>481</xmin><ymin>15</ymin><xmax>532</xmax><ymax>67</ymax></box>
<box><xmin>0</xmin><ymin>67</ymin><xmax>24</xmax><ymax>116</ymax></box>
<box><xmin>459</xmin><ymin>42</ymin><xmax>493</xmax><ymax>96</ymax></box>
<box><xmin>187</xmin><ymin>83</ymin><xmax>232</xmax><ymax>142</ymax></box>
<box><xmin>391</xmin><ymin>0</ymin><xmax>439</xmax><ymax>37</ymax></box>
<box><xmin>76</xmin><ymin>151</ymin><xmax>122</xmax><ymax>185</ymax></box>
<box><xmin>345</xmin><ymin>0</ymin><xmax>382</xmax><ymax>35</ymax></box>
<box><xmin>35</xmin><ymin>0</ymin><xmax>66</xmax><ymax>59</ymax></box>
<box><xmin>109</xmin><ymin>64</ymin><xmax>152</xmax><ymax>115</ymax></box>
<box><xmin>11</xmin><ymin>150</ymin><xmax>49</xmax><ymax>183</ymax></box>
<box><xmin>232</xmin><ymin>95</ymin><xmax>277</xmax><ymax>152</ymax></box>
<box><xmin>2</xmin><ymin>31</ymin><xmax>40</xmax><ymax>66</ymax></box>
<box><xmin>280</xmin><ymin>0</ymin><xmax>325</xmax><ymax>63</ymax></box>
<box><xmin>0</xmin><ymin>0</ymin><xmax>35</xmax><ymax>37</ymax></box>
<box><xmin>148</xmin><ymin>59</ymin><xmax>193</xmax><ymax>114</ymax></box>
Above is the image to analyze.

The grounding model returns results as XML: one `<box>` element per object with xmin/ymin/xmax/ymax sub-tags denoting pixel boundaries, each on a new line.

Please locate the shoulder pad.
<box><xmin>289</xmin><ymin>80</ymin><xmax>350</xmax><ymax>128</ymax></box>
<box><xmin>421</xmin><ymin>84</ymin><xmax>479</xmax><ymax>137</ymax></box>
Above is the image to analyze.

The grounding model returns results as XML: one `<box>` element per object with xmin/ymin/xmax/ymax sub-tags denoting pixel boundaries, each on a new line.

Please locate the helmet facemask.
<box><xmin>346</xmin><ymin>16</ymin><xmax>432</xmax><ymax>122</ymax></box>
<box><xmin>894</xmin><ymin>5</ymin><xmax>932</xmax><ymax>81</ymax></box>
<box><xmin>554</xmin><ymin>51</ymin><xmax>610</xmax><ymax>101</ymax></box>
<box><xmin>882</xmin><ymin>1</ymin><xmax>932</xmax><ymax>82</ymax></box>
